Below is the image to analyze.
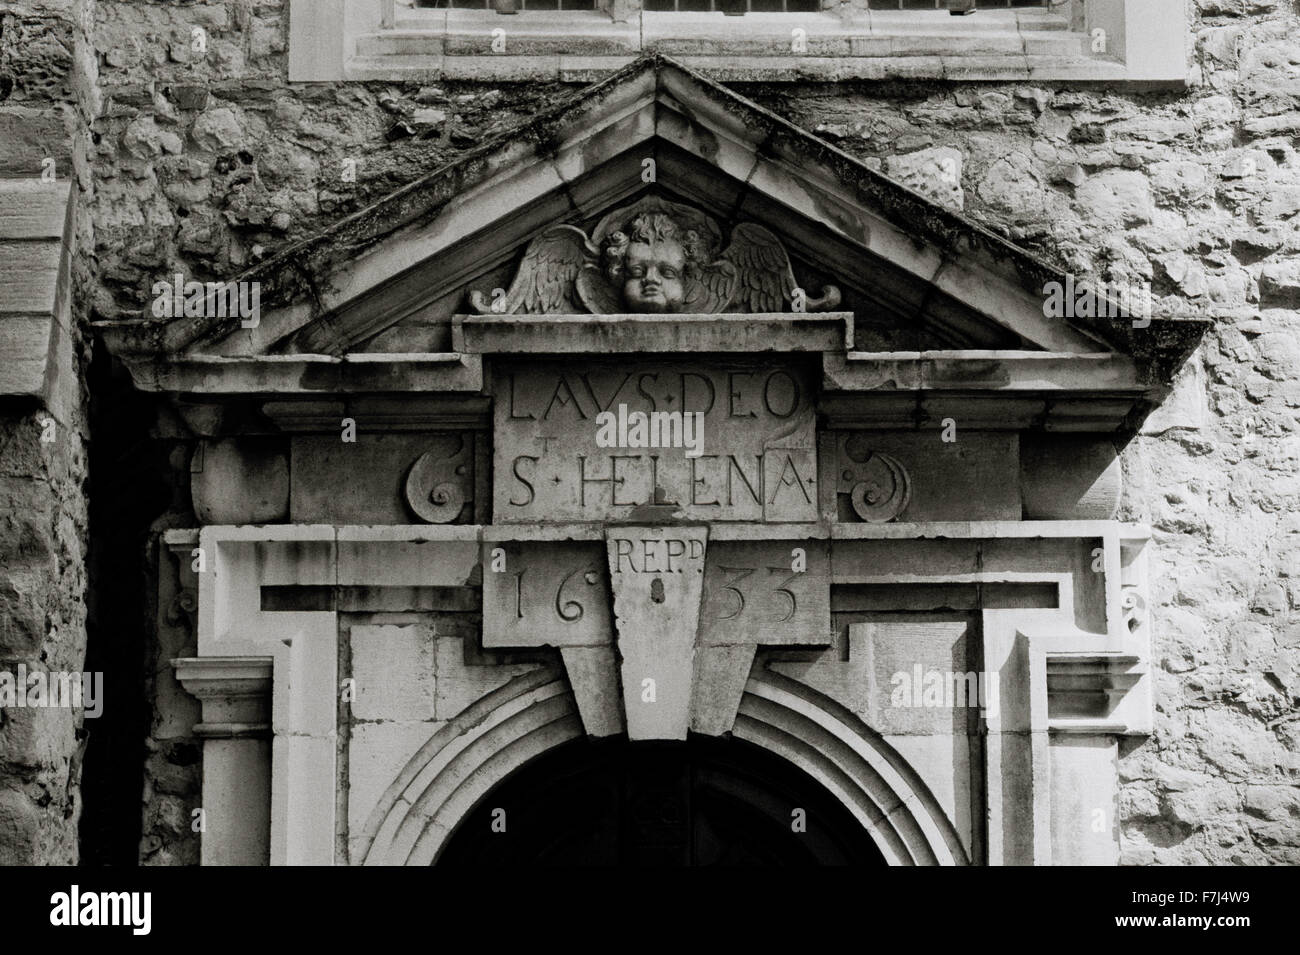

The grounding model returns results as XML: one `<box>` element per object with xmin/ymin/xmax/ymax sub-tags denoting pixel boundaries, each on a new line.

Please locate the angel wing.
<box><xmin>704</xmin><ymin>222</ymin><xmax>842</xmax><ymax>314</ymax></box>
<box><xmin>716</xmin><ymin>223</ymin><xmax>789</xmax><ymax>313</ymax></box>
<box><xmin>683</xmin><ymin>258</ymin><xmax>738</xmax><ymax>314</ymax></box>
<box><xmin>469</xmin><ymin>225</ymin><xmax>597</xmax><ymax>315</ymax></box>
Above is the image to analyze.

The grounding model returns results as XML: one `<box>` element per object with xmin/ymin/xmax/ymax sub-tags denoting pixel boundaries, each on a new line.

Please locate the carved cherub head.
<box><xmin>468</xmin><ymin>196</ymin><xmax>842</xmax><ymax>316</ymax></box>
<box><xmin>602</xmin><ymin>213</ymin><xmax>707</xmax><ymax>313</ymax></box>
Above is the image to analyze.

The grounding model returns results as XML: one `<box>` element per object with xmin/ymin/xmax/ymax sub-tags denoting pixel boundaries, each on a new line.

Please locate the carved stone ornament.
<box><xmin>404</xmin><ymin>435</ymin><xmax>473</xmax><ymax>524</ymax></box>
<box><xmin>1121</xmin><ymin>586</ymin><xmax>1146</xmax><ymax>638</ymax></box>
<box><xmin>841</xmin><ymin>433</ymin><xmax>911</xmax><ymax>523</ymax></box>
<box><xmin>469</xmin><ymin>196</ymin><xmax>841</xmax><ymax>315</ymax></box>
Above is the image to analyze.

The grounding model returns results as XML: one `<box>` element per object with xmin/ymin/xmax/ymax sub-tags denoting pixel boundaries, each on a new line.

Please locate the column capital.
<box><xmin>174</xmin><ymin>656</ymin><xmax>273</xmax><ymax>738</ymax></box>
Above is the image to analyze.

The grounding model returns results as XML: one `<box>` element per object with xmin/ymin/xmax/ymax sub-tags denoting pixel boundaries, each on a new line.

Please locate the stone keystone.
<box><xmin>605</xmin><ymin>525</ymin><xmax>708</xmax><ymax>740</ymax></box>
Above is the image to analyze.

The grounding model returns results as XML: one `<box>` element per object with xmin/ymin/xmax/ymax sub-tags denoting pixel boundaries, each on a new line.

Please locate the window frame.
<box><xmin>287</xmin><ymin>0</ymin><xmax>1188</xmax><ymax>83</ymax></box>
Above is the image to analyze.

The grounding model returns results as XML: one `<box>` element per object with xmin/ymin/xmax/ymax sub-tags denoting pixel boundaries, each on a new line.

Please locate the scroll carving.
<box><xmin>166</xmin><ymin>588</ymin><xmax>198</xmax><ymax>628</ymax></box>
<box><xmin>1121</xmin><ymin>586</ymin><xmax>1146</xmax><ymax>638</ymax></box>
<box><xmin>469</xmin><ymin>196</ymin><xmax>841</xmax><ymax>315</ymax></box>
<box><xmin>839</xmin><ymin>434</ymin><xmax>911</xmax><ymax>523</ymax></box>
<box><xmin>404</xmin><ymin>435</ymin><xmax>473</xmax><ymax>524</ymax></box>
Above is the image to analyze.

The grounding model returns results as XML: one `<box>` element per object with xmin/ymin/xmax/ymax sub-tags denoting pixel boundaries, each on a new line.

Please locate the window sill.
<box><xmin>290</xmin><ymin>0</ymin><xmax>1187</xmax><ymax>84</ymax></box>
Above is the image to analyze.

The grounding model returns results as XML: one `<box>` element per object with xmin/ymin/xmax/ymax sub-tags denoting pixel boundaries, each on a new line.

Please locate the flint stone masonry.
<box><xmin>882</xmin><ymin>147</ymin><xmax>965</xmax><ymax>213</ymax></box>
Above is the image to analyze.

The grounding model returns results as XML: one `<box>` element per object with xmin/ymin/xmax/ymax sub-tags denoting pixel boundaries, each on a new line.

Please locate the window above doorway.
<box><xmin>288</xmin><ymin>0</ymin><xmax>1189</xmax><ymax>83</ymax></box>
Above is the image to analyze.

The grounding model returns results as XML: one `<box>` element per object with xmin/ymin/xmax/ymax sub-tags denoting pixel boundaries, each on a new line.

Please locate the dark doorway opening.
<box><xmin>438</xmin><ymin>734</ymin><xmax>885</xmax><ymax>866</ymax></box>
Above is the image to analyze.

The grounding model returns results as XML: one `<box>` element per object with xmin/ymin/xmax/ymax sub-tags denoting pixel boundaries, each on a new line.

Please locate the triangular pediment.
<box><xmin>97</xmin><ymin>55</ymin><xmax>1205</xmax><ymax>414</ymax></box>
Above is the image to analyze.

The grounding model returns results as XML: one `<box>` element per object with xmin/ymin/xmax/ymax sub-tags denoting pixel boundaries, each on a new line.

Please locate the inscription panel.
<box><xmin>493</xmin><ymin>360</ymin><xmax>818</xmax><ymax>523</ymax></box>
<box><xmin>481</xmin><ymin>541</ymin><xmax>611</xmax><ymax>648</ymax></box>
<box><xmin>481</xmin><ymin>536</ymin><xmax>832</xmax><ymax>652</ymax></box>
<box><xmin>699</xmin><ymin>540</ymin><xmax>830</xmax><ymax>647</ymax></box>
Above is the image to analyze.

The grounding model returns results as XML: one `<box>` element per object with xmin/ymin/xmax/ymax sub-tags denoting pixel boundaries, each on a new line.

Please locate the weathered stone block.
<box><xmin>607</xmin><ymin>526</ymin><xmax>706</xmax><ymax>741</ymax></box>
<box><xmin>0</xmin><ymin>12</ymin><xmax>73</xmax><ymax>102</ymax></box>
<box><xmin>699</xmin><ymin>540</ymin><xmax>829</xmax><ymax>647</ymax></box>
<box><xmin>347</xmin><ymin>720</ymin><xmax>443</xmax><ymax>852</ymax></box>
<box><xmin>1075</xmin><ymin>169</ymin><xmax>1155</xmax><ymax>228</ymax></box>
<box><xmin>290</xmin><ymin>433</ymin><xmax>472</xmax><ymax>525</ymax></box>
<box><xmin>975</xmin><ymin>152</ymin><xmax>1046</xmax><ymax>220</ymax></box>
<box><xmin>433</xmin><ymin>635</ymin><xmax>544</xmax><ymax>721</ymax></box>
<box><xmin>191</xmin><ymin>438</ymin><xmax>289</xmax><ymax>525</ymax></box>
<box><xmin>482</xmin><ymin>541</ymin><xmax>610</xmax><ymax>649</ymax></box>
<box><xmin>1020</xmin><ymin>435</ymin><xmax>1121</xmax><ymax>520</ymax></box>
<box><xmin>1260</xmin><ymin>259</ymin><xmax>1300</xmax><ymax>309</ymax></box>
<box><xmin>689</xmin><ymin>644</ymin><xmax>754</xmax><ymax>736</ymax></box>
<box><xmin>1050</xmin><ymin>736</ymin><xmax>1118</xmax><ymax>865</ymax></box>
<box><xmin>0</xmin><ymin>570</ymin><xmax>48</xmax><ymax>655</ymax></box>
<box><xmin>882</xmin><ymin>146</ymin><xmax>964</xmax><ymax>212</ymax></box>
<box><xmin>190</xmin><ymin>106</ymin><xmax>245</xmax><ymax>152</ymax></box>
<box><xmin>0</xmin><ymin>698</ymin><xmax>76</xmax><ymax>770</ymax></box>
<box><xmin>350</xmin><ymin>625</ymin><xmax>436</xmax><ymax>722</ymax></box>
<box><xmin>0</xmin><ymin>107</ymin><xmax>73</xmax><ymax>177</ymax></box>
<box><xmin>834</xmin><ymin>432</ymin><xmax>1019</xmax><ymax>522</ymax></box>
<box><xmin>558</xmin><ymin>645</ymin><xmax>622</xmax><ymax>737</ymax></box>
<box><xmin>0</xmin><ymin>786</ymin><xmax>41</xmax><ymax>864</ymax></box>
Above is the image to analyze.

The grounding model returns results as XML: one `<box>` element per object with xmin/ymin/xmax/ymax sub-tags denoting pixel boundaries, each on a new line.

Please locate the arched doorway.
<box><xmin>437</xmin><ymin>734</ymin><xmax>886</xmax><ymax>866</ymax></box>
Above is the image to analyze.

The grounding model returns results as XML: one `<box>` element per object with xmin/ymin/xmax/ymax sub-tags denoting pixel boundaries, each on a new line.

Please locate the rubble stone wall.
<box><xmin>0</xmin><ymin>0</ymin><xmax>95</xmax><ymax>865</ymax></box>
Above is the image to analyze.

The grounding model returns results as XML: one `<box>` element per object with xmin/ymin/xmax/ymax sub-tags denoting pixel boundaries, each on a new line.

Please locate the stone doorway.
<box><xmin>437</xmin><ymin>734</ymin><xmax>887</xmax><ymax>866</ymax></box>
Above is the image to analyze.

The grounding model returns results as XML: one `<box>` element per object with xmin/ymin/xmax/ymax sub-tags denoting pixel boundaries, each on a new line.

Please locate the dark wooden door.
<box><xmin>437</xmin><ymin>735</ymin><xmax>884</xmax><ymax>866</ymax></box>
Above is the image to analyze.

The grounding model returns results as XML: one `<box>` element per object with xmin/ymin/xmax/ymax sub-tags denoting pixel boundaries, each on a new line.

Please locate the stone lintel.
<box><xmin>168</xmin><ymin>520</ymin><xmax>1150</xmax><ymax>544</ymax></box>
<box><xmin>455</xmin><ymin>312</ymin><xmax>850</xmax><ymax>354</ymax></box>
<box><xmin>821</xmin><ymin>351</ymin><xmax>1152</xmax><ymax>431</ymax></box>
<box><xmin>830</xmin><ymin>520</ymin><xmax>1149</xmax><ymax>540</ymax></box>
<box><xmin>827</xmin><ymin>350</ymin><xmax>1140</xmax><ymax>389</ymax></box>
<box><xmin>482</xmin><ymin>523</ymin><xmax>606</xmax><ymax>542</ymax></box>
<box><xmin>108</xmin><ymin>353</ymin><xmax>484</xmax><ymax>395</ymax></box>
<box><xmin>262</xmin><ymin>396</ymin><xmax>492</xmax><ymax>432</ymax></box>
